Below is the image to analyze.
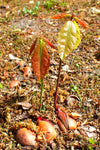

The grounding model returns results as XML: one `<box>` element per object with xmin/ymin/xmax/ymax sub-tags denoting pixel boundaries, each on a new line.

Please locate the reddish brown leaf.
<box><xmin>74</xmin><ymin>17</ymin><xmax>89</xmax><ymax>29</ymax></box>
<box><xmin>31</xmin><ymin>44</ymin><xmax>40</xmax><ymax>81</ymax></box>
<box><xmin>51</xmin><ymin>13</ymin><xmax>71</xmax><ymax>19</ymax></box>
<box><xmin>57</xmin><ymin>118</ymin><xmax>67</xmax><ymax>132</ymax></box>
<box><xmin>42</xmin><ymin>37</ymin><xmax>57</xmax><ymax>49</ymax></box>
<box><xmin>29</xmin><ymin>38</ymin><xmax>37</xmax><ymax>55</ymax></box>
<box><xmin>56</xmin><ymin>107</ymin><xmax>77</xmax><ymax>132</ymax></box>
<box><xmin>31</xmin><ymin>40</ymin><xmax>50</xmax><ymax>82</ymax></box>
<box><xmin>56</xmin><ymin>107</ymin><xmax>69</xmax><ymax>129</ymax></box>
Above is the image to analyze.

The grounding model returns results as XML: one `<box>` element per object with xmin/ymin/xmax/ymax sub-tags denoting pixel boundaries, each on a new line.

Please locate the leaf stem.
<box><xmin>40</xmin><ymin>80</ymin><xmax>44</xmax><ymax>111</ymax></box>
<box><xmin>76</xmin><ymin>90</ymin><xmax>82</xmax><ymax>107</ymax></box>
<box><xmin>54</xmin><ymin>58</ymin><xmax>62</xmax><ymax>110</ymax></box>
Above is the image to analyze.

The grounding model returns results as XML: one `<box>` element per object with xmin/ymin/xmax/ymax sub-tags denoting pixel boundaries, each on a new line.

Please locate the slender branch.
<box><xmin>54</xmin><ymin>58</ymin><xmax>62</xmax><ymax>110</ymax></box>
<box><xmin>40</xmin><ymin>80</ymin><xmax>44</xmax><ymax>111</ymax></box>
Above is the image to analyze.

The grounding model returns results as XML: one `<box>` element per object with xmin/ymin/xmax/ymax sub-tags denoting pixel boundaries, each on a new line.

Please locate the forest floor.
<box><xmin>0</xmin><ymin>0</ymin><xmax>100</xmax><ymax>149</ymax></box>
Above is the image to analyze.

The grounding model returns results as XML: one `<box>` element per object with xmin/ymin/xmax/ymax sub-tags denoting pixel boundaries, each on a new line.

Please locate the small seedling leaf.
<box><xmin>51</xmin><ymin>13</ymin><xmax>71</xmax><ymax>19</ymax></box>
<box><xmin>31</xmin><ymin>39</ymin><xmax>50</xmax><ymax>82</ymax></box>
<box><xmin>42</xmin><ymin>37</ymin><xmax>57</xmax><ymax>49</ymax></box>
<box><xmin>30</xmin><ymin>38</ymin><xmax>37</xmax><ymax>55</ymax></box>
<box><xmin>57</xmin><ymin>21</ymin><xmax>81</xmax><ymax>60</ymax></box>
<box><xmin>74</xmin><ymin>17</ymin><xmax>89</xmax><ymax>29</ymax></box>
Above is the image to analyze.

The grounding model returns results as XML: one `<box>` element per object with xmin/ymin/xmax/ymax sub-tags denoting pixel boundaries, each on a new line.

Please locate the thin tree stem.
<box><xmin>54</xmin><ymin>58</ymin><xmax>62</xmax><ymax>110</ymax></box>
<box><xmin>40</xmin><ymin>80</ymin><xmax>44</xmax><ymax>111</ymax></box>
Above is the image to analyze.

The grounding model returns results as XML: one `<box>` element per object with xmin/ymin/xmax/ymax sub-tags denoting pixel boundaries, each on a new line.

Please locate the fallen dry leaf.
<box><xmin>9</xmin><ymin>80</ymin><xmax>19</xmax><ymax>89</ymax></box>
<box><xmin>23</xmin><ymin>66</ymin><xmax>32</xmax><ymax>78</ymax></box>
<box><xmin>65</xmin><ymin>95</ymin><xmax>80</xmax><ymax>107</ymax></box>
<box><xmin>18</xmin><ymin>101</ymin><xmax>32</xmax><ymax>110</ymax></box>
<box><xmin>67</xmin><ymin>115</ymin><xmax>77</xmax><ymax>130</ymax></box>
<box><xmin>69</xmin><ymin>112</ymin><xmax>82</xmax><ymax>119</ymax></box>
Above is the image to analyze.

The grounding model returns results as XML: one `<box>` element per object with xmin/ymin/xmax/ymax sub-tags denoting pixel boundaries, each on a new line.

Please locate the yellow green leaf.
<box><xmin>57</xmin><ymin>21</ymin><xmax>81</xmax><ymax>61</ymax></box>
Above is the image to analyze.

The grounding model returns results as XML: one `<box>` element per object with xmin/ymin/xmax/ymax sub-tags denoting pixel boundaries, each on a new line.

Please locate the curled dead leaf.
<box><xmin>77</xmin><ymin>125</ymin><xmax>98</xmax><ymax>139</ymax></box>
<box><xmin>65</xmin><ymin>95</ymin><xmax>80</xmax><ymax>107</ymax></box>
<box><xmin>18</xmin><ymin>101</ymin><xmax>32</xmax><ymax>110</ymax></box>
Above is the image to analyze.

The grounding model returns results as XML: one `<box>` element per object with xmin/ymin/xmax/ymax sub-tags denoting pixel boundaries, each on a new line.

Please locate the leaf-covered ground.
<box><xmin>0</xmin><ymin>0</ymin><xmax>100</xmax><ymax>149</ymax></box>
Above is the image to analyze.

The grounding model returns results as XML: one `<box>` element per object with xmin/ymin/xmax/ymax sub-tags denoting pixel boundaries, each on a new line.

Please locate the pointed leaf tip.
<box><xmin>74</xmin><ymin>17</ymin><xmax>89</xmax><ymax>29</ymax></box>
<box><xmin>43</xmin><ymin>37</ymin><xmax>57</xmax><ymax>49</ymax></box>
<box><xmin>29</xmin><ymin>38</ymin><xmax>37</xmax><ymax>55</ymax></box>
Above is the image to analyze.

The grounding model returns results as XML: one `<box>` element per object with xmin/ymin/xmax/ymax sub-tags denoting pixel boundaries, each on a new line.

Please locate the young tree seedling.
<box><xmin>30</xmin><ymin>37</ymin><xmax>50</xmax><ymax>111</ymax></box>
<box><xmin>51</xmin><ymin>13</ymin><xmax>89</xmax><ymax>110</ymax></box>
<box><xmin>30</xmin><ymin>36</ymin><xmax>56</xmax><ymax>111</ymax></box>
<box><xmin>51</xmin><ymin>13</ymin><xmax>89</xmax><ymax>131</ymax></box>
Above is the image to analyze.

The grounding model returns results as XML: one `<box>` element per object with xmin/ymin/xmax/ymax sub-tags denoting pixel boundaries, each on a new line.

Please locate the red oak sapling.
<box><xmin>51</xmin><ymin>13</ymin><xmax>89</xmax><ymax>132</ymax></box>
<box><xmin>30</xmin><ymin>13</ymin><xmax>89</xmax><ymax>132</ymax></box>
